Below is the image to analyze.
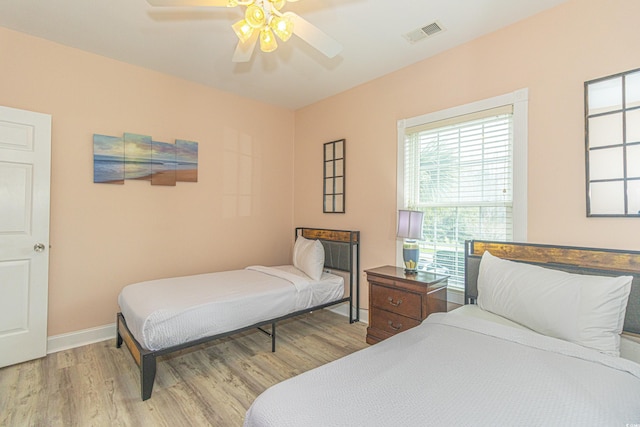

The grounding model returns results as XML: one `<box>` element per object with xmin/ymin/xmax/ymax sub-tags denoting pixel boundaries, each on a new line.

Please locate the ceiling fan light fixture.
<box><xmin>270</xmin><ymin>15</ymin><xmax>293</xmax><ymax>41</ymax></box>
<box><xmin>232</xmin><ymin>19</ymin><xmax>254</xmax><ymax>43</ymax></box>
<box><xmin>147</xmin><ymin>0</ymin><xmax>341</xmax><ymax>61</ymax></box>
<box><xmin>245</xmin><ymin>4</ymin><xmax>266</xmax><ymax>28</ymax></box>
<box><xmin>259</xmin><ymin>27</ymin><xmax>278</xmax><ymax>52</ymax></box>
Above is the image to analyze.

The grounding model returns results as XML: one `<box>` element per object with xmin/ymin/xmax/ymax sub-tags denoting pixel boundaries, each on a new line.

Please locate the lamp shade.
<box><xmin>232</xmin><ymin>19</ymin><xmax>254</xmax><ymax>43</ymax></box>
<box><xmin>397</xmin><ymin>210</ymin><xmax>424</xmax><ymax>240</ymax></box>
<box><xmin>245</xmin><ymin>4</ymin><xmax>266</xmax><ymax>28</ymax></box>
<box><xmin>259</xmin><ymin>27</ymin><xmax>278</xmax><ymax>52</ymax></box>
<box><xmin>270</xmin><ymin>15</ymin><xmax>293</xmax><ymax>41</ymax></box>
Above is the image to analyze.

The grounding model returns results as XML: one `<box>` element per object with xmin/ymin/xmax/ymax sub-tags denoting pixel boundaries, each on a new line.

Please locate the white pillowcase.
<box><xmin>292</xmin><ymin>236</ymin><xmax>325</xmax><ymax>281</ymax></box>
<box><xmin>477</xmin><ymin>251</ymin><xmax>632</xmax><ymax>356</ymax></box>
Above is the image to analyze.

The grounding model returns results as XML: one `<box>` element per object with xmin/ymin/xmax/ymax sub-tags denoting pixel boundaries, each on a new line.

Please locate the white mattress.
<box><xmin>245</xmin><ymin>308</ymin><xmax>640</xmax><ymax>426</ymax></box>
<box><xmin>118</xmin><ymin>265</ymin><xmax>344</xmax><ymax>351</ymax></box>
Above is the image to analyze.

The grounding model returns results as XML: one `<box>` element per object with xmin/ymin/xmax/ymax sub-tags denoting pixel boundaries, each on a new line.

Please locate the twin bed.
<box><xmin>116</xmin><ymin>227</ymin><xmax>360</xmax><ymax>400</ymax></box>
<box><xmin>244</xmin><ymin>240</ymin><xmax>640</xmax><ymax>426</ymax></box>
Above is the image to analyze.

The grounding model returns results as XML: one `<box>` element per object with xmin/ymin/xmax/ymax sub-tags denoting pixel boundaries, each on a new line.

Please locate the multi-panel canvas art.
<box><xmin>93</xmin><ymin>134</ymin><xmax>125</xmax><ymax>184</ymax></box>
<box><xmin>176</xmin><ymin>139</ymin><xmax>198</xmax><ymax>182</ymax></box>
<box><xmin>93</xmin><ymin>133</ymin><xmax>198</xmax><ymax>186</ymax></box>
<box><xmin>124</xmin><ymin>133</ymin><xmax>152</xmax><ymax>180</ymax></box>
<box><xmin>151</xmin><ymin>141</ymin><xmax>177</xmax><ymax>186</ymax></box>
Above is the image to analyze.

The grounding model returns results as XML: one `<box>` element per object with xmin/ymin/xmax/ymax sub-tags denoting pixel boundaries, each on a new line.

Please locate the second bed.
<box><xmin>116</xmin><ymin>227</ymin><xmax>360</xmax><ymax>400</ymax></box>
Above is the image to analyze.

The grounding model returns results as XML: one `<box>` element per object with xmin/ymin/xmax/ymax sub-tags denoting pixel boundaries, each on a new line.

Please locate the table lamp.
<box><xmin>397</xmin><ymin>209</ymin><xmax>424</xmax><ymax>274</ymax></box>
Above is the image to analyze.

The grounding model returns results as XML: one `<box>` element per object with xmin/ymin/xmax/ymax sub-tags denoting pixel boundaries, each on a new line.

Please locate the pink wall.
<box><xmin>293</xmin><ymin>0</ymin><xmax>640</xmax><ymax>303</ymax></box>
<box><xmin>2</xmin><ymin>0</ymin><xmax>637</xmax><ymax>335</ymax></box>
<box><xmin>0</xmin><ymin>27</ymin><xmax>295</xmax><ymax>335</ymax></box>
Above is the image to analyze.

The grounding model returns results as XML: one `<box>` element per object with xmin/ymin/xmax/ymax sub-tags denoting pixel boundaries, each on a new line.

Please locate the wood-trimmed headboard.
<box><xmin>297</xmin><ymin>227</ymin><xmax>359</xmax><ymax>272</ymax></box>
<box><xmin>296</xmin><ymin>227</ymin><xmax>360</xmax><ymax>322</ymax></box>
<box><xmin>464</xmin><ymin>240</ymin><xmax>640</xmax><ymax>335</ymax></box>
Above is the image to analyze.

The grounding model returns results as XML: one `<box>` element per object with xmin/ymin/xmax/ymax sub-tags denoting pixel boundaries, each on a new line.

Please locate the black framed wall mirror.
<box><xmin>323</xmin><ymin>139</ymin><xmax>345</xmax><ymax>213</ymax></box>
<box><xmin>585</xmin><ymin>68</ymin><xmax>640</xmax><ymax>216</ymax></box>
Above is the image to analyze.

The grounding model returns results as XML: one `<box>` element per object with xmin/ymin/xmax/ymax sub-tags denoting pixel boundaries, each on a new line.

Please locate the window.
<box><xmin>585</xmin><ymin>68</ymin><xmax>640</xmax><ymax>216</ymax></box>
<box><xmin>397</xmin><ymin>90</ymin><xmax>528</xmax><ymax>294</ymax></box>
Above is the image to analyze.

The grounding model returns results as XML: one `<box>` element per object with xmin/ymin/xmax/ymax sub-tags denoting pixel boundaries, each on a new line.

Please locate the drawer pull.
<box><xmin>387</xmin><ymin>320</ymin><xmax>402</xmax><ymax>331</ymax></box>
<box><xmin>387</xmin><ymin>296</ymin><xmax>403</xmax><ymax>307</ymax></box>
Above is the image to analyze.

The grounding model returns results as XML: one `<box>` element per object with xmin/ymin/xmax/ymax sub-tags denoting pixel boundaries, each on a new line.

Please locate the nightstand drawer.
<box><xmin>369</xmin><ymin>307</ymin><xmax>420</xmax><ymax>336</ymax></box>
<box><xmin>370</xmin><ymin>283</ymin><xmax>421</xmax><ymax>319</ymax></box>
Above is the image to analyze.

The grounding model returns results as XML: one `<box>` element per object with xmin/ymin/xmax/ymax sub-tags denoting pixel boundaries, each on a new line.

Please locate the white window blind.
<box><xmin>403</xmin><ymin>105</ymin><xmax>514</xmax><ymax>289</ymax></box>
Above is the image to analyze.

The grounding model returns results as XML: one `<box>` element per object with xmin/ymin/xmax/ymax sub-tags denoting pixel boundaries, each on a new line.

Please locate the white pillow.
<box><xmin>477</xmin><ymin>251</ymin><xmax>632</xmax><ymax>356</ymax></box>
<box><xmin>292</xmin><ymin>236</ymin><xmax>325</xmax><ymax>281</ymax></box>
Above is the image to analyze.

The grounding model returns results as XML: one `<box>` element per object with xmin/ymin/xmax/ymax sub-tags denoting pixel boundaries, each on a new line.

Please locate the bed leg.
<box><xmin>116</xmin><ymin>315</ymin><xmax>123</xmax><ymax>348</ymax></box>
<box><xmin>271</xmin><ymin>322</ymin><xmax>276</xmax><ymax>352</ymax></box>
<box><xmin>141</xmin><ymin>354</ymin><xmax>157</xmax><ymax>401</ymax></box>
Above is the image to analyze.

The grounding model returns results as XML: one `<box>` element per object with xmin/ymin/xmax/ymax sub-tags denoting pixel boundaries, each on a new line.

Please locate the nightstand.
<box><xmin>365</xmin><ymin>266</ymin><xmax>448</xmax><ymax>344</ymax></box>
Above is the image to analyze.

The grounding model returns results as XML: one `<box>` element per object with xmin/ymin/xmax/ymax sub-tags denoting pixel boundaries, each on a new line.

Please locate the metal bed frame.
<box><xmin>116</xmin><ymin>227</ymin><xmax>360</xmax><ymax>400</ymax></box>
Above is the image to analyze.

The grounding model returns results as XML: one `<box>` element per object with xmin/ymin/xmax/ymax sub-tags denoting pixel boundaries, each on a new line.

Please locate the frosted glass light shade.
<box><xmin>270</xmin><ymin>15</ymin><xmax>293</xmax><ymax>41</ymax></box>
<box><xmin>397</xmin><ymin>210</ymin><xmax>424</xmax><ymax>239</ymax></box>
<box><xmin>232</xmin><ymin>19</ymin><xmax>254</xmax><ymax>43</ymax></box>
<box><xmin>259</xmin><ymin>28</ymin><xmax>278</xmax><ymax>52</ymax></box>
<box><xmin>245</xmin><ymin>4</ymin><xmax>266</xmax><ymax>28</ymax></box>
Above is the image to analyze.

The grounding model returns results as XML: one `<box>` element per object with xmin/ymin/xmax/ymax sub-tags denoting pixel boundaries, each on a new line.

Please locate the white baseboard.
<box><xmin>46</xmin><ymin>305</ymin><xmax>368</xmax><ymax>355</ymax></box>
<box><xmin>325</xmin><ymin>303</ymin><xmax>369</xmax><ymax>324</ymax></box>
<box><xmin>47</xmin><ymin>323</ymin><xmax>116</xmax><ymax>354</ymax></box>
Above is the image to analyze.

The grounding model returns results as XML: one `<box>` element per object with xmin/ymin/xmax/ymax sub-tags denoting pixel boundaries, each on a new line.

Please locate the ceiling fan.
<box><xmin>146</xmin><ymin>0</ymin><xmax>342</xmax><ymax>62</ymax></box>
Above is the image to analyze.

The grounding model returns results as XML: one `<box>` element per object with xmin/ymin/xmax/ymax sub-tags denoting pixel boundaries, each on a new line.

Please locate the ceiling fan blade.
<box><xmin>232</xmin><ymin>33</ymin><xmax>258</xmax><ymax>63</ymax></box>
<box><xmin>146</xmin><ymin>0</ymin><xmax>230</xmax><ymax>6</ymax></box>
<box><xmin>283</xmin><ymin>12</ymin><xmax>342</xmax><ymax>58</ymax></box>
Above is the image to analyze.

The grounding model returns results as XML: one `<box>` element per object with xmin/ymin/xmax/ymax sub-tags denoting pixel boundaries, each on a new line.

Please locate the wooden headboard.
<box><xmin>464</xmin><ymin>240</ymin><xmax>640</xmax><ymax>335</ymax></box>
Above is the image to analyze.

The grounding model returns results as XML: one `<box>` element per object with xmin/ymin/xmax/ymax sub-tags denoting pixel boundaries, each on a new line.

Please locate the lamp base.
<box><xmin>403</xmin><ymin>240</ymin><xmax>420</xmax><ymax>274</ymax></box>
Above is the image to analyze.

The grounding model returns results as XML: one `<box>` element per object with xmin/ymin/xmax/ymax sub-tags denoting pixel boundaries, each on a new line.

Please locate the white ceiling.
<box><xmin>0</xmin><ymin>0</ymin><xmax>568</xmax><ymax>110</ymax></box>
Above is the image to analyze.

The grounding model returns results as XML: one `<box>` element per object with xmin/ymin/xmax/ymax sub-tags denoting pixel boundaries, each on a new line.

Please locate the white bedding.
<box><xmin>453</xmin><ymin>304</ymin><xmax>640</xmax><ymax>364</ymax></box>
<box><xmin>118</xmin><ymin>265</ymin><xmax>344</xmax><ymax>351</ymax></box>
<box><xmin>244</xmin><ymin>310</ymin><xmax>640</xmax><ymax>427</ymax></box>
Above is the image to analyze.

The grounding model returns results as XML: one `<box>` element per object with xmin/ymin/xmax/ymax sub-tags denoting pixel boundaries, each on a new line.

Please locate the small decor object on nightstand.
<box><xmin>397</xmin><ymin>209</ymin><xmax>424</xmax><ymax>273</ymax></box>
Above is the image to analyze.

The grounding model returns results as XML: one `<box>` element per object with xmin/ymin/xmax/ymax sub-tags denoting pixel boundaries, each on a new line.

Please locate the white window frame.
<box><xmin>397</xmin><ymin>89</ymin><xmax>529</xmax><ymax>303</ymax></box>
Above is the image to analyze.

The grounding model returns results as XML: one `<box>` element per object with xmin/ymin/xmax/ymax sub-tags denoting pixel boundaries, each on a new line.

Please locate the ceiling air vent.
<box><xmin>403</xmin><ymin>21</ymin><xmax>445</xmax><ymax>44</ymax></box>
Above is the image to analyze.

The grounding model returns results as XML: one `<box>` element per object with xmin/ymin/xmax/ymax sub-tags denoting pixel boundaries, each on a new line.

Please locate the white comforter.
<box><xmin>118</xmin><ymin>265</ymin><xmax>343</xmax><ymax>351</ymax></box>
<box><xmin>244</xmin><ymin>312</ymin><xmax>640</xmax><ymax>426</ymax></box>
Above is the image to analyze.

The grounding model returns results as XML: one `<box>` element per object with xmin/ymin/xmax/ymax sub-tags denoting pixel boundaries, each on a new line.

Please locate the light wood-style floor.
<box><xmin>0</xmin><ymin>310</ymin><xmax>368</xmax><ymax>427</ymax></box>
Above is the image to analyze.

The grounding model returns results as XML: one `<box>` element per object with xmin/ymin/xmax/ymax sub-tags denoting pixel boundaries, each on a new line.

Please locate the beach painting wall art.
<box><xmin>93</xmin><ymin>134</ymin><xmax>125</xmax><ymax>184</ymax></box>
<box><xmin>176</xmin><ymin>139</ymin><xmax>198</xmax><ymax>182</ymax></box>
<box><xmin>93</xmin><ymin>133</ymin><xmax>198</xmax><ymax>186</ymax></box>
<box><xmin>124</xmin><ymin>133</ymin><xmax>152</xmax><ymax>181</ymax></box>
<box><xmin>151</xmin><ymin>141</ymin><xmax>177</xmax><ymax>186</ymax></box>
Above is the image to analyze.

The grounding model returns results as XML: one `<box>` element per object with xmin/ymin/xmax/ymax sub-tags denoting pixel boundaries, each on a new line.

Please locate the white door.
<box><xmin>0</xmin><ymin>105</ymin><xmax>51</xmax><ymax>367</ymax></box>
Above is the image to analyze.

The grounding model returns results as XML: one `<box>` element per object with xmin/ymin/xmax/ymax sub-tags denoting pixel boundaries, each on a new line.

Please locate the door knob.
<box><xmin>34</xmin><ymin>243</ymin><xmax>46</xmax><ymax>252</ymax></box>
